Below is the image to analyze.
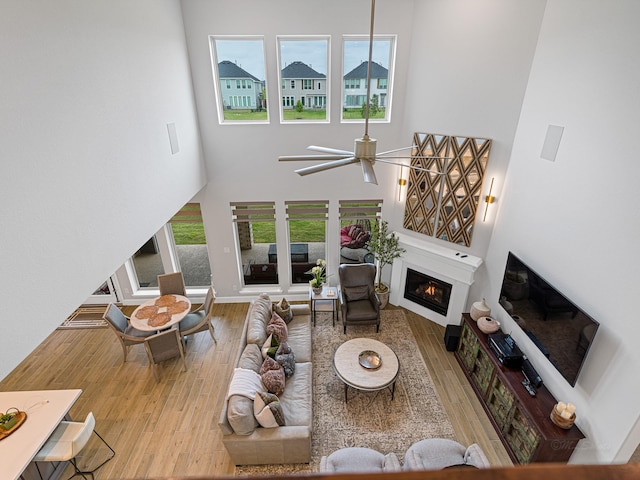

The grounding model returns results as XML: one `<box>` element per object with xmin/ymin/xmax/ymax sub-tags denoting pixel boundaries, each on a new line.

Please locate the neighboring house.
<box><xmin>217</xmin><ymin>60</ymin><xmax>263</xmax><ymax>110</ymax></box>
<box><xmin>343</xmin><ymin>60</ymin><xmax>388</xmax><ymax>109</ymax></box>
<box><xmin>280</xmin><ymin>61</ymin><xmax>327</xmax><ymax>109</ymax></box>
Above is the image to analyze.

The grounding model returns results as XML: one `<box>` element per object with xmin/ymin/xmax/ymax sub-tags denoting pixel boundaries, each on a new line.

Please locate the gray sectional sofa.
<box><xmin>218</xmin><ymin>294</ymin><xmax>313</xmax><ymax>465</ymax></box>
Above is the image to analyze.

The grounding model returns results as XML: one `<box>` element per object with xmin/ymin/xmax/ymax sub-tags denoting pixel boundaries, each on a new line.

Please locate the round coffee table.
<box><xmin>333</xmin><ymin>338</ymin><xmax>400</xmax><ymax>402</ymax></box>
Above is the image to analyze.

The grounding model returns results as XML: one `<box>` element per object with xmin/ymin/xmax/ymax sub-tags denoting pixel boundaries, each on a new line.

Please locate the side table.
<box><xmin>310</xmin><ymin>286</ymin><xmax>338</xmax><ymax>327</ymax></box>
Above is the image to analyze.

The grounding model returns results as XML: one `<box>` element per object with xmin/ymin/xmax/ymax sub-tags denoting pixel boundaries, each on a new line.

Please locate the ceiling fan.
<box><xmin>278</xmin><ymin>0</ymin><xmax>448</xmax><ymax>185</ymax></box>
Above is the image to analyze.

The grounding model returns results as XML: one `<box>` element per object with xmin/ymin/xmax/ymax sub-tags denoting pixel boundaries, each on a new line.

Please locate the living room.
<box><xmin>2</xmin><ymin>0</ymin><xmax>639</xmax><ymax>475</ymax></box>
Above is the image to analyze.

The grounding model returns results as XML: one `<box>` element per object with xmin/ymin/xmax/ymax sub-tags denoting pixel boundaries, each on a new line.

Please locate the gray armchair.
<box><xmin>320</xmin><ymin>447</ymin><xmax>401</xmax><ymax>472</ymax></box>
<box><xmin>144</xmin><ymin>328</ymin><xmax>187</xmax><ymax>382</ymax></box>
<box><xmin>103</xmin><ymin>303</ymin><xmax>154</xmax><ymax>362</ymax></box>
<box><xmin>338</xmin><ymin>263</ymin><xmax>380</xmax><ymax>334</ymax></box>
<box><xmin>178</xmin><ymin>286</ymin><xmax>217</xmax><ymax>347</ymax></box>
<box><xmin>157</xmin><ymin>272</ymin><xmax>187</xmax><ymax>296</ymax></box>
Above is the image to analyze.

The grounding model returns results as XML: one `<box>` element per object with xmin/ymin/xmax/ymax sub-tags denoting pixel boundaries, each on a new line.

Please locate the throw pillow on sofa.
<box><xmin>267</xmin><ymin>312</ymin><xmax>288</xmax><ymax>342</ymax></box>
<box><xmin>260</xmin><ymin>356</ymin><xmax>286</xmax><ymax>396</ymax></box>
<box><xmin>275</xmin><ymin>340</ymin><xmax>296</xmax><ymax>378</ymax></box>
<box><xmin>261</xmin><ymin>333</ymin><xmax>279</xmax><ymax>359</ymax></box>
<box><xmin>253</xmin><ymin>392</ymin><xmax>286</xmax><ymax>428</ymax></box>
<box><xmin>274</xmin><ymin>297</ymin><xmax>293</xmax><ymax>324</ymax></box>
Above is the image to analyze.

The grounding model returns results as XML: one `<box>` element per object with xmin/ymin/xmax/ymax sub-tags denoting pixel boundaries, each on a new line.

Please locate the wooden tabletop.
<box><xmin>130</xmin><ymin>294</ymin><xmax>191</xmax><ymax>331</ymax></box>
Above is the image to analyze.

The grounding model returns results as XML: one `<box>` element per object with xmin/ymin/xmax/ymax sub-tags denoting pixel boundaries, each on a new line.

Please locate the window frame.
<box><xmin>277</xmin><ymin>35</ymin><xmax>331</xmax><ymax>124</ymax></box>
<box><xmin>341</xmin><ymin>34</ymin><xmax>397</xmax><ymax>123</ymax></box>
<box><xmin>209</xmin><ymin>35</ymin><xmax>269</xmax><ymax>124</ymax></box>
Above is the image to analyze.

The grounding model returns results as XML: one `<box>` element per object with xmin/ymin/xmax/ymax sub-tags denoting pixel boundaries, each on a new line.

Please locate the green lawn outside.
<box><xmin>220</xmin><ymin>108</ymin><xmax>386</xmax><ymax>121</ymax></box>
<box><xmin>223</xmin><ymin>109</ymin><xmax>268</xmax><ymax>121</ymax></box>
<box><xmin>282</xmin><ymin>109</ymin><xmax>327</xmax><ymax>120</ymax></box>
<box><xmin>342</xmin><ymin>108</ymin><xmax>386</xmax><ymax>120</ymax></box>
<box><xmin>172</xmin><ymin>221</ymin><xmax>326</xmax><ymax>245</ymax></box>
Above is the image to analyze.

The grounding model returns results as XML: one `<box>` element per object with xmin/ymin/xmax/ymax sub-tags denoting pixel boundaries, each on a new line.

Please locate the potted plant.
<box><xmin>368</xmin><ymin>220</ymin><xmax>405</xmax><ymax>308</ymax></box>
<box><xmin>309</xmin><ymin>258</ymin><xmax>327</xmax><ymax>295</ymax></box>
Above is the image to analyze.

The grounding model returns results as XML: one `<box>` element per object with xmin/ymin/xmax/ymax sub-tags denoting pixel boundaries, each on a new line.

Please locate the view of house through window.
<box><xmin>286</xmin><ymin>201</ymin><xmax>328</xmax><ymax>285</ymax></box>
<box><xmin>211</xmin><ymin>37</ymin><xmax>268</xmax><ymax>122</ymax></box>
<box><xmin>278</xmin><ymin>37</ymin><xmax>329</xmax><ymax>122</ymax></box>
<box><xmin>232</xmin><ymin>202</ymin><xmax>278</xmax><ymax>286</ymax></box>
<box><xmin>342</xmin><ymin>36</ymin><xmax>395</xmax><ymax>121</ymax></box>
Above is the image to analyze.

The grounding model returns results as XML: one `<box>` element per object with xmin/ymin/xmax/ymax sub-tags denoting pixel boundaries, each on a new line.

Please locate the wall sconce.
<box><xmin>398</xmin><ymin>166</ymin><xmax>408</xmax><ymax>202</ymax></box>
<box><xmin>482</xmin><ymin>177</ymin><xmax>495</xmax><ymax>222</ymax></box>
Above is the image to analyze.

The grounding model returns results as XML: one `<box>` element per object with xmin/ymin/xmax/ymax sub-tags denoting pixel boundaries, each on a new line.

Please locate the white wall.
<box><xmin>0</xmin><ymin>0</ymin><xmax>206</xmax><ymax>379</ymax></box>
<box><xmin>180</xmin><ymin>0</ymin><xmax>416</xmax><ymax>297</ymax></box>
<box><xmin>484</xmin><ymin>0</ymin><xmax>640</xmax><ymax>463</ymax></box>
<box><xmin>394</xmin><ymin>0</ymin><xmax>547</xmax><ymax>263</ymax></box>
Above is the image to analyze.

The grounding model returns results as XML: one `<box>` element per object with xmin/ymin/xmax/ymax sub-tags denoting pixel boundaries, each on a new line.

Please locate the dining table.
<box><xmin>0</xmin><ymin>389</ymin><xmax>82</xmax><ymax>480</ymax></box>
<box><xmin>130</xmin><ymin>294</ymin><xmax>192</xmax><ymax>331</ymax></box>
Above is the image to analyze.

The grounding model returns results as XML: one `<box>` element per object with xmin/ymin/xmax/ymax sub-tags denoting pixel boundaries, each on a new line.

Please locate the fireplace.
<box><xmin>390</xmin><ymin>233</ymin><xmax>482</xmax><ymax>327</ymax></box>
<box><xmin>404</xmin><ymin>268</ymin><xmax>452</xmax><ymax>316</ymax></box>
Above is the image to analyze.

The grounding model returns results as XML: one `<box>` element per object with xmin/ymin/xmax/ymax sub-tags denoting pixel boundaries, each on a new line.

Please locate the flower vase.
<box><xmin>312</xmin><ymin>286</ymin><xmax>323</xmax><ymax>296</ymax></box>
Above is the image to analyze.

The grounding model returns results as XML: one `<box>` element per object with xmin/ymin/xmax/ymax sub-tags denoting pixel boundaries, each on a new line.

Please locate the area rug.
<box><xmin>235</xmin><ymin>309</ymin><xmax>455</xmax><ymax>475</ymax></box>
<box><xmin>58</xmin><ymin>306</ymin><xmax>108</xmax><ymax>329</ymax></box>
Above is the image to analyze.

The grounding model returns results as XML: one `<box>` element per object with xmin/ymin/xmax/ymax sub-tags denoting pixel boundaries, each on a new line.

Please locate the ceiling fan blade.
<box><xmin>361</xmin><ymin>159</ymin><xmax>378</xmax><ymax>185</ymax></box>
<box><xmin>307</xmin><ymin>145</ymin><xmax>354</xmax><ymax>156</ymax></box>
<box><xmin>294</xmin><ymin>157</ymin><xmax>357</xmax><ymax>176</ymax></box>
<box><xmin>279</xmin><ymin>154</ymin><xmax>353</xmax><ymax>162</ymax></box>
<box><xmin>374</xmin><ymin>157</ymin><xmax>446</xmax><ymax>175</ymax></box>
<box><xmin>377</xmin><ymin>146</ymin><xmax>415</xmax><ymax>156</ymax></box>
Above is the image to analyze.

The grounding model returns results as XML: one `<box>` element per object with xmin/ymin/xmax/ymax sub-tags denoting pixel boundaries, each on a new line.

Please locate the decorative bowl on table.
<box><xmin>359</xmin><ymin>350</ymin><xmax>382</xmax><ymax>369</ymax></box>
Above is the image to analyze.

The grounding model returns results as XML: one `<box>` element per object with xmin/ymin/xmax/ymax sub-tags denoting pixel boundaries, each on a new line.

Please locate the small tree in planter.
<box><xmin>368</xmin><ymin>220</ymin><xmax>405</xmax><ymax>307</ymax></box>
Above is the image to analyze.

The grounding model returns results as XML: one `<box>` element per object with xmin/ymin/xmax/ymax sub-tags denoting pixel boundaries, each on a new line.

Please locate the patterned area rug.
<box><xmin>235</xmin><ymin>309</ymin><xmax>455</xmax><ymax>475</ymax></box>
<box><xmin>58</xmin><ymin>306</ymin><xmax>108</xmax><ymax>329</ymax></box>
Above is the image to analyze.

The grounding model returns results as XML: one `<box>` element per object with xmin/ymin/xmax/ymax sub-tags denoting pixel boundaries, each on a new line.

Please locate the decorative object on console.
<box><xmin>550</xmin><ymin>402</ymin><xmax>576</xmax><ymax>429</ymax></box>
<box><xmin>470</xmin><ymin>298</ymin><xmax>491</xmax><ymax>321</ymax></box>
<box><xmin>477</xmin><ymin>316</ymin><xmax>500</xmax><ymax>334</ymax></box>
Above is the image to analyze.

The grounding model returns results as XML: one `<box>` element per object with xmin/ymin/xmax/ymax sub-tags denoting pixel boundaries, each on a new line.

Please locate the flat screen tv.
<box><xmin>498</xmin><ymin>252</ymin><xmax>599</xmax><ymax>387</ymax></box>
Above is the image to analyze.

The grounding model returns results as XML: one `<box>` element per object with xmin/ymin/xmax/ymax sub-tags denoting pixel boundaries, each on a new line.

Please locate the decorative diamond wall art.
<box><xmin>403</xmin><ymin>133</ymin><xmax>491</xmax><ymax>247</ymax></box>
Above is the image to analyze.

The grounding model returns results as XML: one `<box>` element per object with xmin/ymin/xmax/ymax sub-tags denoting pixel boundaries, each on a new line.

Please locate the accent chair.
<box><xmin>338</xmin><ymin>263</ymin><xmax>381</xmax><ymax>334</ymax></box>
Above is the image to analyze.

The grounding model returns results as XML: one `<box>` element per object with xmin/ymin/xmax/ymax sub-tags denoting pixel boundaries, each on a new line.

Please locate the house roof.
<box><xmin>281</xmin><ymin>61</ymin><xmax>326</xmax><ymax>79</ymax></box>
<box><xmin>344</xmin><ymin>61</ymin><xmax>388</xmax><ymax>79</ymax></box>
<box><xmin>218</xmin><ymin>60</ymin><xmax>260</xmax><ymax>81</ymax></box>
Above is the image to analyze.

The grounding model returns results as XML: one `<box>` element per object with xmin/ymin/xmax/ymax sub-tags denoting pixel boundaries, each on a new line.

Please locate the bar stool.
<box><xmin>33</xmin><ymin>412</ymin><xmax>115</xmax><ymax>479</ymax></box>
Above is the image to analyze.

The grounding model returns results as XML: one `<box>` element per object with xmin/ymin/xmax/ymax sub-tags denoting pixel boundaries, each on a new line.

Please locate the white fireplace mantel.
<box><xmin>389</xmin><ymin>233</ymin><xmax>483</xmax><ymax>327</ymax></box>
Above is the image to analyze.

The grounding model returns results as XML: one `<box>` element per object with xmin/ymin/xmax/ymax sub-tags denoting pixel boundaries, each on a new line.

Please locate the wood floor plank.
<box><xmin>0</xmin><ymin>301</ymin><xmax>511</xmax><ymax>478</ymax></box>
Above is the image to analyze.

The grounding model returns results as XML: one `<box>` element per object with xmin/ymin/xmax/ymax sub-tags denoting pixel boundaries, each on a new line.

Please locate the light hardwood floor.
<box><xmin>0</xmin><ymin>302</ymin><xmax>511</xmax><ymax>479</ymax></box>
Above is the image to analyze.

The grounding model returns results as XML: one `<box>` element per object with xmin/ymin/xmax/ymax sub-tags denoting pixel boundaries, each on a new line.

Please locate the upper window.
<box><xmin>210</xmin><ymin>36</ymin><xmax>268</xmax><ymax>123</ymax></box>
<box><xmin>277</xmin><ymin>36</ymin><xmax>330</xmax><ymax>123</ymax></box>
<box><xmin>342</xmin><ymin>35</ymin><xmax>396</xmax><ymax>122</ymax></box>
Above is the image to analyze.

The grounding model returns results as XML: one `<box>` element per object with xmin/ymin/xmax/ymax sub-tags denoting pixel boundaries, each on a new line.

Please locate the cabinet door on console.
<box><xmin>505</xmin><ymin>406</ymin><xmax>541</xmax><ymax>464</ymax></box>
<box><xmin>487</xmin><ymin>374</ymin><xmax>515</xmax><ymax>431</ymax></box>
<box><xmin>458</xmin><ymin>323</ymin><xmax>478</xmax><ymax>372</ymax></box>
<box><xmin>470</xmin><ymin>346</ymin><xmax>493</xmax><ymax>397</ymax></box>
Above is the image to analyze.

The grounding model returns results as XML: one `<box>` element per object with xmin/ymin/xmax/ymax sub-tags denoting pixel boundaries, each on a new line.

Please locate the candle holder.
<box><xmin>550</xmin><ymin>403</ymin><xmax>576</xmax><ymax>429</ymax></box>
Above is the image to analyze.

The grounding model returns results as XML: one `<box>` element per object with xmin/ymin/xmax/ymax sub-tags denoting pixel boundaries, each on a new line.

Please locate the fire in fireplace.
<box><xmin>404</xmin><ymin>268</ymin><xmax>452</xmax><ymax>316</ymax></box>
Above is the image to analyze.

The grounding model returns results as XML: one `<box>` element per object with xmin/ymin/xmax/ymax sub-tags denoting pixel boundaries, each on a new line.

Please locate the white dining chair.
<box><xmin>33</xmin><ymin>411</ymin><xmax>115</xmax><ymax>479</ymax></box>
